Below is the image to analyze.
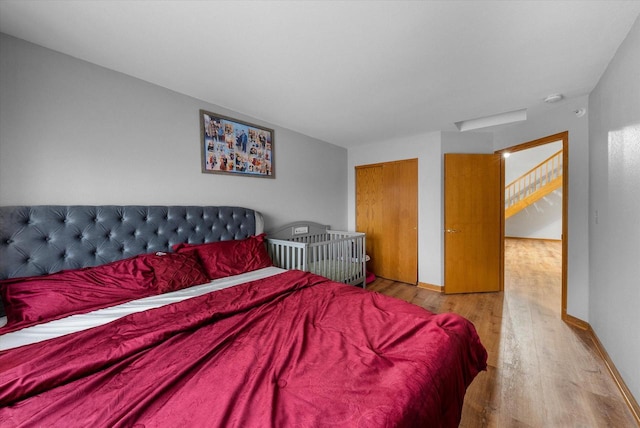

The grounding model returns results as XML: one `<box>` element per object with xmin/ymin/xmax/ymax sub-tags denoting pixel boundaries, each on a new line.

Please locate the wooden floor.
<box><xmin>367</xmin><ymin>238</ymin><xmax>638</xmax><ymax>427</ymax></box>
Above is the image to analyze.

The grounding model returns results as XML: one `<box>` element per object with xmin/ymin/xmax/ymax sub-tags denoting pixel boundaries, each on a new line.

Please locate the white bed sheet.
<box><xmin>0</xmin><ymin>266</ymin><xmax>285</xmax><ymax>351</ymax></box>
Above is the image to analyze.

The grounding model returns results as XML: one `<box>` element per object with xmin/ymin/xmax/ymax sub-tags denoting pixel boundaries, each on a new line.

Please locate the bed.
<box><xmin>0</xmin><ymin>205</ymin><xmax>487</xmax><ymax>427</ymax></box>
<box><xmin>267</xmin><ymin>221</ymin><xmax>367</xmax><ymax>287</ymax></box>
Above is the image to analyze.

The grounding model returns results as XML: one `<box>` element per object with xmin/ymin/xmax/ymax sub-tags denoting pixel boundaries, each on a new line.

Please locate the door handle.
<box><xmin>445</xmin><ymin>229</ymin><xmax>461</xmax><ymax>233</ymax></box>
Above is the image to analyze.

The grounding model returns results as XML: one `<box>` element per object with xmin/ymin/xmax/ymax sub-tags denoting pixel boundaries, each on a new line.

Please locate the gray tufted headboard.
<box><xmin>0</xmin><ymin>205</ymin><xmax>264</xmax><ymax>280</ymax></box>
<box><xmin>0</xmin><ymin>206</ymin><xmax>264</xmax><ymax>316</ymax></box>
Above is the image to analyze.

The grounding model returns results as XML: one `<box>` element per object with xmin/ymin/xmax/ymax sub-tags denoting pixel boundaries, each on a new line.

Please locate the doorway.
<box><xmin>496</xmin><ymin>131</ymin><xmax>568</xmax><ymax>318</ymax></box>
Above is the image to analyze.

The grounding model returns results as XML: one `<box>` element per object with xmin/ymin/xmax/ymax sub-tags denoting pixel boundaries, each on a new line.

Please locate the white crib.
<box><xmin>266</xmin><ymin>222</ymin><xmax>367</xmax><ymax>287</ymax></box>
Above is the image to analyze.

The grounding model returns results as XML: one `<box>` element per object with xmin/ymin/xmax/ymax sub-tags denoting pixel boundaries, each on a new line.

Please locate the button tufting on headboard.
<box><xmin>0</xmin><ymin>206</ymin><xmax>261</xmax><ymax>281</ymax></box>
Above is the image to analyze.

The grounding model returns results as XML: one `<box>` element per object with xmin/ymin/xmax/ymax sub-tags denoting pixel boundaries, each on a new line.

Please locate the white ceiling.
<box><xmin>1</xmin><ymin>1</ymin><xmax>639</xmax><ymax>149</ymax></box>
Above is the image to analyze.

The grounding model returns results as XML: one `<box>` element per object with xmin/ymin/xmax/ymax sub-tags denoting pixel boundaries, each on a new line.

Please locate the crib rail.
<box><xmin>266</xmin><ymin>230</ymin><xmax>366</xmax><ymax>287</ymax></box>
<box><xmin>267</xmin><ymin>238</ymin><xmax>307</xmax><ymax>271</ymax></box>
<box><xmin>307</xmin><ymin>232</ymin><xmax>366</xmax><ymax>284</ymax></box>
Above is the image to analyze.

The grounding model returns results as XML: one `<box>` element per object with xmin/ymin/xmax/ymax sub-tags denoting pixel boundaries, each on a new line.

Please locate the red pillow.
<box><xmin>145</xmin><ymin>252</ymin><xmax>210</xmax><ymax>293</ymax></box>
<box><xmin>173</xmin><ymin>234</ymin><xmax>272</xmax><ymax>280</ymax></box>
<box><xmin>0</xmin><ymin>254</ymin><xmax>156</xmax><ymax>334</ymax></box>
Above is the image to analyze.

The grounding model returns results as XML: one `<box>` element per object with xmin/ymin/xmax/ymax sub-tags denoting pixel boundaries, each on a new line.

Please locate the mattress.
<box><xmin>0</xmin><ymin>267</ymin><xmax>285</xmax><ymax>351</ymax></box>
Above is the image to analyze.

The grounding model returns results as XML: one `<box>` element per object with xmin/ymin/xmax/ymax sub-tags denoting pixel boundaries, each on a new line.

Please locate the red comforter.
<box><xmin>0</xmin><ymin>270</ymin><xmax>487</xmax><ymax>427</ymax></box>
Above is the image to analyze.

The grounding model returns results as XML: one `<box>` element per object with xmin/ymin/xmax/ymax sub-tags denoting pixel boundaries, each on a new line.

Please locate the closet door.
<box><xmin>356</xmin><ymin>164</ymin><xmax>384</xmax><ymax>279</ymax></box>
<box><xmin>356</xmin><ymin>159</ymin><xmax>418</xmax><ymax>284</ymax></box>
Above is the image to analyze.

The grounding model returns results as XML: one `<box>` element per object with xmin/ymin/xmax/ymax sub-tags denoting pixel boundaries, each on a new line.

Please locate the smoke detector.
<box><xmin>574</xmin><ymin>108</ymin><xmax>586</xmax><ymax>118</ymax></box>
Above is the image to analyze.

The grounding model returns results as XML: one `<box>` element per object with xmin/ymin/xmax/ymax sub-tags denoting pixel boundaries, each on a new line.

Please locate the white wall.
<box><xmin>493</xmin><ymin>95</ymin><xmax>590</xmax><ymax>322</ymax></box>
<box><xmin>505</xmin><ymin>141</ymin><xmax>563</xmax><ymax>239</ymax></box>
<box><xmin>505</xmin><ymin>191</ymin><xmax>562</xmax><ymax>240</ymax></box>
<box><xmin>0</xmin><ymin>34</ymin><xmax>348</xmax><ymax>230</ymax></box>
<box><xmin>588</xmin><ymin>16</ymin><xmax>640</xmax><ymax>402</ymax></box>
<box><xmin>505</xmin><ymin>141</ymin><xmax>563</xmax><ymax>184</ymax></box>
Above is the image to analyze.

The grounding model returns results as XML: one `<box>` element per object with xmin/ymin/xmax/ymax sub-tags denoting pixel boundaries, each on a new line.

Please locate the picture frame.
<box><xmin>200</xmin><ymin>109</ymin><xmax>274</xmax><ymax>178</ymax></box>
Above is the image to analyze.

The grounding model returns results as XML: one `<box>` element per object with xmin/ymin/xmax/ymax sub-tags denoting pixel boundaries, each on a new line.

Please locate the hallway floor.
<box><xmin>367</xmin><ymin>238</ymin><xmax>637</xmax><ymax>427</ymax></box>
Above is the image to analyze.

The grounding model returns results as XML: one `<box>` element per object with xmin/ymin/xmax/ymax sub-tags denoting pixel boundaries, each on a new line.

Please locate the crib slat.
<box><xmin>267</xmin><ymin>229</ymin><xmax>366</xmax><ymax>288</ymax></box>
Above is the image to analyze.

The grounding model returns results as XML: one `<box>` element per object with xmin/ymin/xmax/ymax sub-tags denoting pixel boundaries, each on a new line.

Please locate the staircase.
<box><xmin>505</xmin><ymin>150</ymin><xmax>563</xmax><ymax>219</ymax></box>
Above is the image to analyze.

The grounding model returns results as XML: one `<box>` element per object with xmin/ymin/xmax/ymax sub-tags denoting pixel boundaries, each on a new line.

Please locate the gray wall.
<box><xmin>0</xmin><ymin>34</ymin><xmax>348</xmax><ymax>230</ymax></box>
<box><xmin>347</xmin><ymin>130</ymin><xmax>494</xmax><ymax>288</ymax></box>
<box><xmin>588</xmin><ymin>16</ymin><xmax>640</xmax><ymax>402</ymax></box>
<box><xmin>347</xmin><ymin>131</ymin><xmax>443</xmax><ymax>287</ymax></box>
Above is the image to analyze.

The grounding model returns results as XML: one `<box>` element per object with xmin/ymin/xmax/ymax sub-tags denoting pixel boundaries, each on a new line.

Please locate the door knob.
<box><xmin>445</xmin><ymin>229</ymin><xmax>460</xmax><ymax>233</ymax></box>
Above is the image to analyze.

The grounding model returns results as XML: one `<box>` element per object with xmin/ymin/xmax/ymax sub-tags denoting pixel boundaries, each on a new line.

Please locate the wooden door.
<box><xmin>444</xmin><ymin>154</ymin><xmax>502</xmax><ymax>293</ymax></box>
<box><xmin>356</xmin><ymin>159</ymin><xmax>418</xmax><ymax>284</ymax></box>
<box><xmin>356</xmin><ymin>164</ymin><xmax>384</xmax><ymax>278</ymax></box>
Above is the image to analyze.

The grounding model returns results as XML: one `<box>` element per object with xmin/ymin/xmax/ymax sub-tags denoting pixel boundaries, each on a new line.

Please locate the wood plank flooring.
<box><xmin>367</xmin><ymin>238</ymin><xmax>637</xmax><ymax>427</ymax></box>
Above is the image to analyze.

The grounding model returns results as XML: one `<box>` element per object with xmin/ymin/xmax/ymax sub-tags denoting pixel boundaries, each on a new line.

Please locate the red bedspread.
<box><xmin>0</xmin><ymin>270</ymin><xmax>487</xmax><ymax>427</ymax></box>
